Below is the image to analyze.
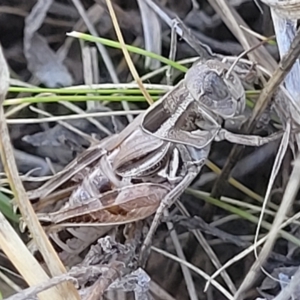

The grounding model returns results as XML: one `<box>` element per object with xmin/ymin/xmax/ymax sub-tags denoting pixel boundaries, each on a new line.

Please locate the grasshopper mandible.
<box><xmin>27</xmin><ymin>58</ymin><xmax>279</xmax><ymax>263</ymax></box>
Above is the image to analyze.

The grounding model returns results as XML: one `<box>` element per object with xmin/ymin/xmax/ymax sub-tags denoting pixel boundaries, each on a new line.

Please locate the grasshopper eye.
<box><xmin>204</xmin><ymin>72</ymin><xmax>229</xmax><ymax>101</ymax></box>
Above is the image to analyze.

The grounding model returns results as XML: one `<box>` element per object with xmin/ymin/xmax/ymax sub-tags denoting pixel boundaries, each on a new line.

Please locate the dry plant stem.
<box><xmin>234</xmin><ymin>153</ymin><xmax>300</xmax><ymax>299</ymax></box>
<box><xmin>91</xmin><ymin>47</ymin><xmax>99</xmax><ymax>84</ymax></box>
<box><xmin>5</xmin><ymin>274</ymin><xmax>77</xmax><ymax>300</ymax></box>
<box><xmin>57</xmin><ymin>101</ymin><xmax>113</xmax><ymax>136</ymax></box>
<box><xmin>103</xmin><ymin>0</ymin><xmax>153</xmax><ymax>106</ymax></box>
<box><xmin>85</xmin><ymin>224</ymin><xmax>142</xmax><ymax>300</ymax></box>
<box><xmin>81</xmin><ymin>44</ymin><xmax>97</xmax><ymax>111</ymax></box>
<box><xmin>240</xmin><ymin>26</ymin><xmax>275</xmax><ymax>42</ymax></box>
<box><xmin>252</xmin><ymin>120</ymin><xmax>290</xmax><ymax>285</ymax></box>
<box><xmin>83</xmin><ymin>262</ymin><xmax>131</xmax><ymax>300</ymax></box>
<box><xmin>226</xmin><ymin>35</ymin><xmax>276</xmax><ymax>77</ymax></box>
<box><xmin>211</xmin><ymin>26</ymin><xmax>300</xmax><ymax>199</ymax></box>
<box><xmin>0</xmin><ymin>211</ymin><xmax>54</xmax><ymax>300</ymax></box>
<box><xmin>0</xmin><ymin>46</ymin><xmax>79</xmax><ymax>299</ymax></box>
<box><xmin>0</xmin><ymin>269</ymin><xmax>22</xmax><ymax>293</ymax></box>
<box><xmin>137</xmin><ymin>0</ymin><xmax>161</xmax><ymax>70</ymax></box>
<box><xmin>0</xmin><ymin>6</ymin><xmax>74</xmax><ymax>27</ymax></box>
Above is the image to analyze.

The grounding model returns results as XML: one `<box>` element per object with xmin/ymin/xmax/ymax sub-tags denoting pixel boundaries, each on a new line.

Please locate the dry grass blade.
<box><xmin>137</xmin><ymin>0</ymin><xmax>161</xmax><ymax>70</ymax></box>
<box><xmin>207</xmin><ymin>0</ymin><xmax>277</xmax><ymax>71</ymax></box>
<box><xmin>0</xmin><ymin>269</ymin><xmax>22</xmax><ymax>293</ymax></box>
<box><xmin>164</xmin><ymin>210</ymin><xmax>198</xmax><ymax>300</ymax></box>
<box><xmin>234</xmin><ymin>154</ymin><xmax>300</xmax><ymax>299</ymax></box>
<box><xmin>6</xmin><ymin>110</ymin><xmax>143</xmax><ymax>124</ymax></box>
<box><xmin>52</xmin><ymin>102</ymin><xmax>113</xmax><ymax>136</ymax></box>
<box><xmin>152</xmin><ymin>246</ymin><xmax>234</xmax><ymax>300</ymax></box>
<box><xmin>71</xmin><ymin>0</ymin><xmax>133</xmax><ymax>122</ymax></box>
<box><xmin>29</xmin><ymin>106</ymin><xmax>98</xmax><ymax>144</ymax></box>
<box><xmin>249</xmin><ymin>25</ymin><xmax>300</xmax><ymax>124</ymax></box>
<box><xmin>103</xmin><ymin>0</ymin><xmax>154</xmax><ymax>106</ymax></box>
<box><xmin>176</xmin><ymin>201</ymin><xmax>237</xmax><ymax>295</ymax></box>
<box><xmin>206</xmin><ymin>211</ymin><xmax>300</xmax><ymax>289</ymax></box>
<box><xmin>254</xmin><ymin>122</ymin><xmax>291</xmax><ymax>261</ymax></box>
<box><xmin>81</xmin><ymin>45</ymin><xmax>96</xmax><ymax>110</ymax></box>
<box><xmin>71</xmin><ymin>0</ymin><xmax>117</xmax><ymax>84</ymax></box>
<box><xmin>0</xmin><ymin>44</ymin><xmax>79</xmax><ymax>299</ymax></box>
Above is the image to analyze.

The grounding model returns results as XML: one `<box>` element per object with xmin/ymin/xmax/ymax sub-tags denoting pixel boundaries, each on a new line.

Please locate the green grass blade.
<box><xmin>67</xmin><ymin>32</ymin><xmax>188</xmax><ymax>73</ymax></box>
<box><xmin>4</xmin><ymin>95</ymin><xmax>160</xmax><ymax>106</ymax></box>
<box><xmin>8</xmin><ymin>87</ymin><xmax>165</xmax><ymax>95</ymax></box>
<box><xmin>0</xmin><ymin>192</ymin><xmax>20</xmax><ymax>223</ymax></box>
<box><xmin>186</xmin><ymin>188</ymin><xmax>300</xmax><ymax>247</ymax></box>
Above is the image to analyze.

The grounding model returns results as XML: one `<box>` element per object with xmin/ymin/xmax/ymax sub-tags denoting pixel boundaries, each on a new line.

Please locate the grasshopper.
<box><xmin>27</xmin><ymin>58</ymin><xmax>279</xmax><ymax>263</ymax></box>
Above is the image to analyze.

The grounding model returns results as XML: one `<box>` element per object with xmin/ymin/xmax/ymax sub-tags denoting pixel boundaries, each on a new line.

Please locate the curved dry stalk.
<box><xmin>211</xmin><ymin>25</ymin><xmax>300</xmax><ymax>200</ymax></box>
<box><xmin>206</xmin><ymin>211</ymin><xmax>300</xmax><ymax>291</ymax></box>
<box><xmin>103</xmin><ymin>0</ymin><xmax>154</xmax><ymax>106</ymax></box>
<box><xmin>234</xmin><ymin>153</ymin><xmax>300</xmax><ymax>299</ymax></box>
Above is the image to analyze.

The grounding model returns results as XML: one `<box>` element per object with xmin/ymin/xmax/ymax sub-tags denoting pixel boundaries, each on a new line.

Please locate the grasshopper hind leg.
<box><xmin>139</xmin><ymin>145</ymin><xmax>210</xmax><ymax>266</ymax></box>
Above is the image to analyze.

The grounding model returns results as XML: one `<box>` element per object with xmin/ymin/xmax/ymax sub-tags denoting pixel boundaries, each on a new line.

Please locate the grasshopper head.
<box><xmin>185</xmin><ymin>59</ymin><xmax>246</xmax><ymax>119</ymax></box>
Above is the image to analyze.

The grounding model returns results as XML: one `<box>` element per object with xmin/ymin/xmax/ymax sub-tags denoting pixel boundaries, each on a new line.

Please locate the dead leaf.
<box><xmin>22</xmin><ymin>108</ymin><xmax>125</xmax><ymax>165</ymax></box>
<box><xmin>107</xmin><ymin>268</ymin><xmax>151</xmax><ymax>299</ymax></box>
<box><xmin>24</xmin><ymin>0</ymin><xmax>73</xmax><ymax>87</ymax></box>
<box><xmin>257</xmin><ymin>266</ymin><xmax>299</xmax><ymax>299</ymax></box>
<box><xmin>0</xmin><ymin>149</ymin><xmax>60</xmax><ymax>177</ymax></box>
